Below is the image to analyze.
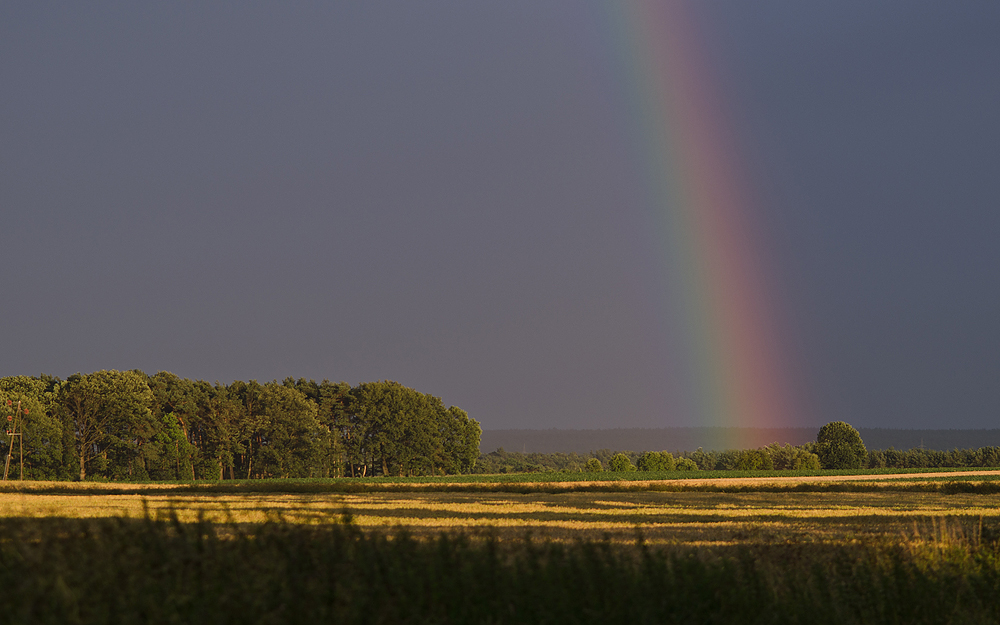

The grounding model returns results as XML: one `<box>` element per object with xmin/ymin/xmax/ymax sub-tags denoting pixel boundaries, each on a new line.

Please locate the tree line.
<box><xmin>475</xmin><ymin>443</ymin><xmax>822</xmax><ymax>474</ymax></box>
<box><xmin>477</xmin><ymin>422</ymin><xmax>1000</xmax><ymax>473</ymax></box>
<box><xmin>0</xmin><ymin>371</ymin><xmax>480</xmax><ymax>481</ymax></box>
<box><xmin>6</xmin><ymin>379</ymin><xmax>994</xmax><ymax>483</ymax></box>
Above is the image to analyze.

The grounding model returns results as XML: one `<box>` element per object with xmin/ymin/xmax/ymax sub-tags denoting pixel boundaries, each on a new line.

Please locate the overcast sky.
<box><xmin>2</xmin><ymin>1</ymin><xmax>998</xmax><ymax>430</ymax></box>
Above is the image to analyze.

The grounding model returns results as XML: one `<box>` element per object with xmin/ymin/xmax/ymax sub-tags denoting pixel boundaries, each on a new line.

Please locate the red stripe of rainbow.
<box><xmin>605</xmin><ymin>1</ymin><xmax>801</xmax><ymax>436</ymax></box>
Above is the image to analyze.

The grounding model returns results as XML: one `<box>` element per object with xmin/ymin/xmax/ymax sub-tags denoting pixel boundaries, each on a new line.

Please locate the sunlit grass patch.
<box><xmin>3</xmin><ymin>487</ymin><xmax>999</xmax><ymax>550</ymax></box>
<box><xmin>0</xmin><ymin>475</ymin><xmax>998</xmax><ymax>572</ymax></box>
<box><xmin>3</xmin><ymin>468</ymin><xmax>1000</xmax><ymax>498</ymax></box>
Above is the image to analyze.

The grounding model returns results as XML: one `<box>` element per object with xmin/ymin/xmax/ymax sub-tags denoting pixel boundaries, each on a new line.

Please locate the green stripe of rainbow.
<box><xmin>604</xmin><ymin>1</ymin><xmax>801</xmax><ymax>435</ymax></box>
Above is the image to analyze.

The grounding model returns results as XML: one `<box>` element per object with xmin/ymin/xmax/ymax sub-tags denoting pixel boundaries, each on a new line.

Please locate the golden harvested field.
<box><xmin>2</xmin><ymin>472</ymin><xmax>1000</xmax><ymax>545</ymax></box>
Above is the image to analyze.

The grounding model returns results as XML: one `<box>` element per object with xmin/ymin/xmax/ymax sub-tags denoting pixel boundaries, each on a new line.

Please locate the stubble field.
<box><xmin>3</xmin><ymin>478</ymin><xmax>1000</xmax><ymax>545</ymax></box>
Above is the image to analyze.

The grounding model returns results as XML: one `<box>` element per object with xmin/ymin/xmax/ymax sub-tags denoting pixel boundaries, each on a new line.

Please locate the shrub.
<box><xmin>686</xmin><ymin>448</ymin><xmax>716</xmax><ymax>470</ymax></box>
<box><xmin>637</xmin><ymin>451</ymin><xmax>675</xmax><ymax>472</ymax></box>
<box><xmin>717</xmin><ymin>449</ymin><xmax>742</xmax><ymax>470</ymax></box>
<box><xmin>766</xmin><ymin>443</ymin><xmax>821</xmax><ymax>470</ymax></box>
<box><xmin>734</xmin><ymin>449</ymin><xmax>773</xmax><ymax>471</ymax></box>
<box><xmin>792</xmin><ymin>450</ymin><xmax>821</xmax><ymax>470</ymax></box>
<box><xmin>675</xmin><ymin>457</ymin><xmax>698</xmax><ymax>471</ymax></box>
<box><xmin>608</xmin><ymin>453</ymin><xmax>636</xmax><ymax>472</ymax></box>
<box><xmin>816</xmin><ymin>421</ymin><xmax>867</xmax><ymax>469</ymax></box>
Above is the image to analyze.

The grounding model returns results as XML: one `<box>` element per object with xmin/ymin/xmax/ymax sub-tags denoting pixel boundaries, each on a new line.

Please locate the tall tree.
<box><xmin>816</xmin><ymin>421</ymin><xmax>867</xmax><ymax>469</ymax></box>
<box><xmin>348</xmin><ymin>381</ymin><xmax>478</xmax><ymax>477</ymax></box>
<box><xmin>441</xmin><ymin>406</ymin><xmax>481</xmax><ymax>474</ymax></box>
<box><xmin>254</xmin><ymin>382</ymin><xmax>323</xmax><ymax>478</ymax></box>
<box><xmin>192</xmin><ymin>381</ymin><xmax>242</xmax><ymax>480</ymax></box>
<box><xmin>228</xmin><ymin>380</ymin><xmax>267</xmax><ymax>478</ymax></box>
<box><xmin>289</xmin><ymin>378</ymin><xmax>351</xmax><ymax>477</ymax></box>
<box><xmin>59</xmin><ymin>370</ymin><xmax>154</xmax><ymax>480</ymax></box>
<box><xmin>147</xmin><ymin>372</ymin><xmax>202</xmax><ymax>479</ymax></box>
<box><xmin>349</xmin><ymin>381</ymin><xmax>414</xmax><ymax>476</ymax></box>
<box><xmin>0</xmin><ymin>375</ymin><xmax>64</xmax><ymax>479</ymax></box>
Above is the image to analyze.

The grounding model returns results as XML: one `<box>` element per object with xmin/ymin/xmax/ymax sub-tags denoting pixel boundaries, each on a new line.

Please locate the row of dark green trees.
<box><xmin>0</xmin><ymin>372</ymin><xmax>481</xmax><ymax>481</ymax></box>
<box><xmin>479</xmin><ymin>444</ymin><xmax>1000</xmax><ymax>474</ymax></box>
<box><xmin>477</xmin><ymin>421</ymin><xmax>1000</xmax><ymax>473</ymax></box>
<box><xmin>475</xmin><ymin>444</ymin><xmax>823</xmax><ymax>474</ymax></box>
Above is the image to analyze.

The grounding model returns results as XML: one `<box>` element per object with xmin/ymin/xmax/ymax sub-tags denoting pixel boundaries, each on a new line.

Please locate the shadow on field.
<box><xmin>2</xmin><ymin>513</ymin><xmax>1000</xmax><ymax>624</ymax></box>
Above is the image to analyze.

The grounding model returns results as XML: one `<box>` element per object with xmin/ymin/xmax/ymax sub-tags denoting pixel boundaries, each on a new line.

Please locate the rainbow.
<box><xmin>603</xmin><ymin>1</ymin><xmax>801</xmax><ymax>437</ymax></box>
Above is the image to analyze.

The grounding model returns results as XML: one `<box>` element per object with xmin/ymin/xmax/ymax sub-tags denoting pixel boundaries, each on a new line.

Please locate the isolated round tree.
<box><xmin>816</xmin><ymin>421</ymin><xmax>867</xmax><ymax>469</ymax></box>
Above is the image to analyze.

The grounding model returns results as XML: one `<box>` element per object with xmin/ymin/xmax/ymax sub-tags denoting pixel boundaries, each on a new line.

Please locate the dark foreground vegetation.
<box><xmin>1</xmin><ymin>514</ymin><xmax>999</xmax><ymax>624</ymax></box>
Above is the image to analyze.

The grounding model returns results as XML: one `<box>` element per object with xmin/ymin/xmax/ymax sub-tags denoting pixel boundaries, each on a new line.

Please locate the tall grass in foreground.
<box><xmin>1</xmin><ymin>515</ymin><xmax>999</xmax><ymax>624</ymax></box>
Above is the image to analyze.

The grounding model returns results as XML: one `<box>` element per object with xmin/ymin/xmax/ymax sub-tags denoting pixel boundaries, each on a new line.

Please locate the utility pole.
<box><xmin>3</xmin><ymin>400</ymin><xmax>25</xmax><ymax>481</ymax></box>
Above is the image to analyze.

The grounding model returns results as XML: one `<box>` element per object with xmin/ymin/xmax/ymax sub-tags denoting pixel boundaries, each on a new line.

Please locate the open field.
<box><xmin>3</xmin><ymin>470</ymin><xmax>1000</xmax><ymax>544</ymax></box>
<box><xmin>2</xmin><ymin>466</ymin><xmax>999</xmax><ymax>492</ymax></box>
<box><xmin>5</xmin><ymin>489</ymin><xmax>998</xmax><ymax>544</ymax></box>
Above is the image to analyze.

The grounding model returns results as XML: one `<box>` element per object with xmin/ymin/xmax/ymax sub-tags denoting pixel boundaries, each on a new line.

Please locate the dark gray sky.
<box><xmin>2</xmin><ymin>1</ymin><xmax>998</xmax><ymax>430</ymax></box>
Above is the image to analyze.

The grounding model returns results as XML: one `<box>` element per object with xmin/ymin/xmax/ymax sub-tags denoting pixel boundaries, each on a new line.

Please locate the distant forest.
<box><xmin>0</xmin><ymin>372</ymin><xmax>480</xmax><ymax>481</ymax></box>
<box><xmin>475</xmin><ymin>445</ymin><xmax>1000</xmax><ymax>474</ymax></box>
<box><xmin>480</xmin><ymin>428</ymin><xmax>1000</xmax><ymax>455</ymax></box>
<box><xmin>474</xmin><ymin>426</ymin><xmax>1000</xmax><ymax>474</ymax></box>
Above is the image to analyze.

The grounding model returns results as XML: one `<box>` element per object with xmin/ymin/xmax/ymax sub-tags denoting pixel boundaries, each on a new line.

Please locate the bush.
<box><xmin>686</xmin><ymin>448</ymin><xmax>716</xmax><ymax>470</ymax></box>
<box><xmin>734</xmin><ymin>449</ymin><xmax>774</xmax><ymax>471</ymax></box>
<box><xmin>792</xmin><ymin>451</ymin><xmax>821</xmax><ymax>470</ymax></box>
<box><xmin>584</xmin><ymin>458</ymin><xmax>603</xmax><ymax>473</ymax></box>
<box><xmin>675</xmin><ymin>458</ymin><xmax>698</xmax><ymax>471</ymax></box>
<box><xmin>637</xmin><ymin>451</ymin><xmax>675</xmax><ymax>472</ymax></box>
<box><xmin>816</xmin><ymin>421</ymin><xmax>867</xmax><ymax>469</ymax></box>
<box><xmin>608</xmin><ymin>453</ymin><xmax>636</xmax><ymax>472</ymax></box>
<box><xmin>765</xmin><ymin>443</ymin><xmax>821</xmax><ymax>470</ymax></box>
